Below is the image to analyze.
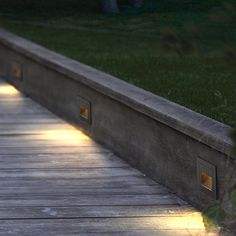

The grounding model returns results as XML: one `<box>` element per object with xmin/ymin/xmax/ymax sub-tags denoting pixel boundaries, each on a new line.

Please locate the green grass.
<box><xmin>0</xmin><ymin>1</ymin><xmax>235</xmax><ymax>127</ymax></box>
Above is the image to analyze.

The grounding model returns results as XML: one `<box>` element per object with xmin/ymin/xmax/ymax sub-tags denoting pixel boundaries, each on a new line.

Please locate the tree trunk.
<box><xmin>129</xmin><ymin>0</ymin><xmax>144</xmax><ymax>8</ymax></box>
<box><xmin>101</xmin><ymin>0</ymin><xmax>119</xmax><ymax>14</ymax></box>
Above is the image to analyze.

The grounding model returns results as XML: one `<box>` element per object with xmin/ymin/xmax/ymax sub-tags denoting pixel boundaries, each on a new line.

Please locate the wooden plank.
<box><xmin>0</xmin><ymin>153</ymin><xmax>121</xmax><ymax>161</ymax></box>
<box><xmin>0</xmin><ymin>161</ymin><xmax>127</xmax><ymax>169</ymax></box>
<box><xmin>0</xmin><ymin>97</ymin><xmax>40</xmax><ymax>104</ymax></box>
<box><xmin>0</xmin><ymin>113</ymin><xmax>59</xmax><ymax>119</ymax></box>
<box><xmin>0</xmin><ymin>194</ymin><xmax>184</xmax><ymax>207</ymax></box>
<box><xmin>0</xmin><ymin>140</ymin><xmax>96</xmax><ymax>148</ymax></box>
<box><xmin>0</xmin><ymin>194</ymin><xmax>186</xmax><ymax>207</ymax></box>
<box><xmin>0</xmin><ymin>167</ymin><xmax>141</xmax><ymax>178</ymax></box>
<box><xmin>0</xmin><ymin>133</ymin><xmax>89</xmax><ymax>140</ymax></box>
<box><xmin>0</xmin><ymin>97</ymin><xmax>31</xmax><ymax>102</ymax></box>
<box><xmin>0</xmin><ymin>185</ymin><xmax>169</xmax><ymax>195</ymax></box>
<box><xmin>0</xmin><ymin>169</ymin><xmax>138</xmax><ymax>178</ymax></box>
<box><xmin>0</xmin><ymin>123</ymin><xmax>76</xmax><ymax>132</ymax></box>
<box><xmin>0</xmin><ymin>119</ymin><xmax>63</xmax><ymax>124</ymax></box>
<box><xmin>0</xmin><ymin>228</ymin><xmax>198</xmax><ymax>236</ymax></box>
<box><xmin>0</xmin><ymin>134</ymin><xmax>95</xmax><ymax>147</ymax></box>
<box><xmin>0</xmin><ymin>152</ymin><xmax>116</xmax><ymax>159</ymax></box>
<box><xmin>0</xmin><ymin>98</ymin><xmax>40</xmax><ymax>104</ymax></box>
<box><xmin>0</xmin><ymin>102</ymin><xmax>52</xmax><ymax>113</ymax></box>
<box><xmin>0</xmin><ymin>109</ymin><xmax>51</xmax><ymax>115</ymax></box>
<box><xmin>0</xmin><ymin>218</ymin><xmax>205</xmax><ymax>231</ymax></box>
<box><xmin>0</xmin><ymin>159</ymin><xmax>128</xmax><ymax>169</ymax></box>
<box><xmin>0</xmin><ymin>205</ymin><xmax>196</xmax><ymax>219</ymax></box>
<box><xmin>0</xmin><ymin>176</ymin><xmax>157</xmax><ymax>188</ymax></box>
<box><xmin>0</xmin><ymin>146</ymin><xmax>109</xmax><ymax>154</ymax></box>
<box><xmin>0</xmin><ymin>153</ymin><xmax>129</xmax><ymax>168</ymax></box>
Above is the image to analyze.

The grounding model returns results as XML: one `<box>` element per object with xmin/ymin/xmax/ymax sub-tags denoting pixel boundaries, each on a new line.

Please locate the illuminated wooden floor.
<box><xmin>0</xmin><ymin>79</ymin><xmax>206</xmax><ymax>235</ymax></box>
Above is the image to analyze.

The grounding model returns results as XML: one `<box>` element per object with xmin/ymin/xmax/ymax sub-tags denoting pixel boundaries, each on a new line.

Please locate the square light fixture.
<box><xmin>9</xmin><ymin>62</ymin><xmax>23</xmax><ymax>80</ymax></box>
<box><xmin>77</xmin><ymin>95</ymin><xmax>91</xmax><ymax>124</ymax></box>
<box><xmin>197</xmin><ymin>158</ymin><xmax>217</xmax><ymax>199</ymax></box>
<box><xmin>80</xmin><ymin>105</ymin><xmax>89</xmax><ymax>120</ymax></box>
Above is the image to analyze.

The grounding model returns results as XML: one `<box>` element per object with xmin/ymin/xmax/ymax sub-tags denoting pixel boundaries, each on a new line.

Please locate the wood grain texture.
<box><xmin>0</xmin><ymin>79</ymin><xmax>206</xmax><ymax>235</ymax></box>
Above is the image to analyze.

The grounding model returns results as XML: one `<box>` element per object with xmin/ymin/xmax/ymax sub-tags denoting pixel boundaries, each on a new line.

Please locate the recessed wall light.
<box><xmin>197</xmin><ymin>158</ymin><xmax>217</xmax><ymax>199</ymax></box>
<box><xmin>200</xmin><ymin>171</ymin><xmax>213</xmax><ymax>191</ymax></box>
<box><xmin>77</xmin><ymin>95</ymin><xmax>91</xmax><ymax>124</ymax></box>
<box><xmin>80</xmin><ymin>105</ymin><xmax>89</xmax><ymax>120</ymax></box>
<box><xmin>9</xmin><ymin>62</ymin><xmax>23</xmax><ymax>80</ymax></box>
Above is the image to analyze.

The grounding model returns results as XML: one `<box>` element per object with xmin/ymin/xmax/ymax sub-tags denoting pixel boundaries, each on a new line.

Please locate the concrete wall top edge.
<box><xmin>0</xmin><ymin>28</ymin><xmax>233</xmax><ymax>157</ymax></box>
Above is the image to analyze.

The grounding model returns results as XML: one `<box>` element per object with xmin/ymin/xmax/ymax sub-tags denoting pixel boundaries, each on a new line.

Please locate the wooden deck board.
<box><xmin>0</xmin><ymin>80</ymin><xmax>206</xmax><ymax>235</ymax></box>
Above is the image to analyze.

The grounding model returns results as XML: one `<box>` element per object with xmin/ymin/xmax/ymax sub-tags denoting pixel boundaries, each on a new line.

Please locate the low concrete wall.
<box><xmin>0</xmin><ymin>28</ymin><xmax>234</xmax><ymax>209</ymax></box>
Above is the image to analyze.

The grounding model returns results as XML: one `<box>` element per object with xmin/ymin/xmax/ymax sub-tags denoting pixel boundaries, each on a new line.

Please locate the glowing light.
<box><xmin>161</xmin><ymin>212</ymin><xmax>205</xmax><ymax>229</ymax></box>
<box><xmin>0</xmin><ymin>84</ymin><xmax>19</xmax><ymax>95</ymax></box>
<box><xmin>79</xmin><ymin>105</ymin><xmax>89</xmax><ymax>120</ymax></box>
<box><xmin>139</xmin><ymin>211</ymin><xmax>206</xmax><ymax>235</ymax></box>
<box><xmin>200</xmin><ymin>171</ymin><xmax>213</xmax><ymax>191</ymax></box>
<box><xmin>10</xmin><ymin>67</ymin><xmax>22</xmax><ymax>79</ymax></box>
<box><xmin>41</xmin><ymin>128</ymin><xmax>90</xmax><ymax>145</ymax></box>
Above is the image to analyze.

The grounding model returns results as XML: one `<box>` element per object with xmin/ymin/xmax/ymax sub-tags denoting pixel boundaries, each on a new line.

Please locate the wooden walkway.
<box><xmin>0</xmin><ymin>79</ymin><xmax>206</xmax><ymax>235</ymax></box>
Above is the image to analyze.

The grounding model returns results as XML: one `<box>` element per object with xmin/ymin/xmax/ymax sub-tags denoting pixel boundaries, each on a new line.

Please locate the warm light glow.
<box><xmin>0</xmin><ymin>84</ymin><xmax>19</xmax><ymax>95</ymax></box>
<box><xmin>10</xmin><ymin>67</ymin><xmax>21</xmax><ymax>78</ymax></box>
<box><xmin>42</xmin><ymin>128</ymin><xmax>90</xmax><ymax>144</ymax></box>
<box><xmin>200</xmin><ymin>171</ymin><xmax>213</xmax><ymax>191</ymax></box>
<box><xmin>145</xmin><ymin>212</ymin><xmax>206</xmax><ymax>234</ymax></box>
<box><xmin>79</xmin><ymin>105</ymin><xmax>89</xmax><ymax>120</ymax></box>
<box><xmin>161</xmin><ymin>212</ymin><xmax>205</xmax><ymax>229</ymax></box>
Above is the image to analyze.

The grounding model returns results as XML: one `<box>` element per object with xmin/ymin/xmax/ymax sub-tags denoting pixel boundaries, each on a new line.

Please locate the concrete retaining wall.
<box><xmin>0</xmin><ymin>28</ymin><xmax>234</xmax><ymax>209</ymax></box>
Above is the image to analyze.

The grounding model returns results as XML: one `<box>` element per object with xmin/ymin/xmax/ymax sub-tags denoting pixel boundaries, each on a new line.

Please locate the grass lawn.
<box><xmin>0</xmin><ymin>0</ymin><xmax>235</xmax><ymax>127</ymax></box>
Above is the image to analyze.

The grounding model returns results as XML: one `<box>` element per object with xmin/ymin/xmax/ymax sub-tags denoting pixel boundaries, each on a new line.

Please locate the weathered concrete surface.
<box><xmin>0</xmin><ymin>28</ymin><xmax>234</xmax><ymax>209</ymax></box>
